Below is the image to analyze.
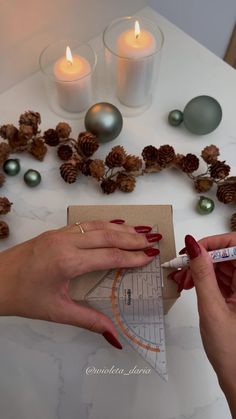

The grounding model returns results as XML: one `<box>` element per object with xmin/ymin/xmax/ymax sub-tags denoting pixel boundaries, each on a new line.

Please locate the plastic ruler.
<box><xmin>85</xmin><ymin>227</ymin><xmax>167</xmax><ymax>380</ymax></box>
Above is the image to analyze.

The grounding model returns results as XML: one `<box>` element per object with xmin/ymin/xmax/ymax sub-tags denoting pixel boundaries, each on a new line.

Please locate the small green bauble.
<box><xmin>24</xmin><ymin>169</ymin><xmax>41</xmax><ymax>187</ymax></box>
<box><xmin>183</xmin><ymin>95</ymin><xmax>222</xmax><ymax>135</ymax></box>
<box><xmin>3</xmin><ymin>159</ymin><xmax>21</xmax><ymax>176</ymax></box>
<box><xmin>197</xmin><ymin>196</ymin><xmax>215</xmax><ymax>215</ymax></box>
<box><xmin>85</xmin><ymin>102</ymin><xmax>123</xmax><ymax>143</ymax></box>
<box><xmin>168</xmin><ymin>109</ymin><xmax>183</xmax><ymax>126</ymax></box>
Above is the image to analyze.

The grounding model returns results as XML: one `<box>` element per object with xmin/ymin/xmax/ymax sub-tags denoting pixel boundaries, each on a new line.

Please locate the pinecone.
<box><xmin>174</xmin><ymin>153</ymin><xmax>185</xmax><ymax>167</ymax></box>
<box><xmin>79</xmin><ymin>159</ymin><xmax>93</xmax><ymax>176</ymax></box>
<box><xmin>216</xmin><ymin>183</ymin><xmax>236</xmax><ymax>204</ymax></box>
<box><xmin>157</xmin><ymin>145</ymin><xmax>176</xmax><ymax>167</ymax></box>
<box><xmin>142</xmin><ymin>145</ymin><xmax>159</xmax><ymax>163</ymax></box>
<box><xmin>0</xmin><ymin>173</ymin><xmax>5</xmax><ymax>187</ymax></box>
<box><xmin>89</xmin><ymin>159</ymin><xmax>105</xmax><ymax>180</ymax></box>
<box><xmin>18</xmin><ymin>124</ymin><xmax>34</xmax><ymax>141</ymax></box>
<box><xmin>231</xmin><ymin>213</ymin><xmax>236</xmax><ymax>231</ymax></box>
<box><xmin>0</xmin><ymin>220</ymin><xmax>9</xmax><ymax>239</ymax></box>
<box><xmin>60</xmin><ymin>162</ymin><xmax>78</xmax><ymax>183</ymax></box>
<box><xmin>57</xmin><ymin>143</ymin><xmax>73</xmax><ymax>161</ymax></box>
<box><xmin>181</xmin><ymin>154</ymin><xmax>199</xmax><ymax>173</ymax></box>
<box><xmin>105</xmin><ymin>146</ymin><xmax>126</xmax><ymax>168</ymax></box>
<box><xmin>194</xmin><ymin>177</ymin><xmax>214</xmax><ymax>193</ymax></box>
<box><xmin>201</xmin><ymin>145</ymin><xmax>220</xmax><ymax>164</ymax></box>
<box><xmin>77</xmin><ymin>132</ymin><xmax>99</xmax><ymax>157</ymax></box>
<box><xmin>19</xmin><ymin>111</ymin><xmax>41</xmax><ymax>134</ymax></box>
<box><xmin>0</xmin><ymin>142</ymin><xmax>10</xmax><ymax>165</ymax></box>
<box><xmin>29</xmin><ymin>137</ymin><xmax>47</xmax><ymax>161</ymax></box>
<box><xmin>0</xmin><ymin>124</ymin><xmax>18</xmax><ymax>141</ymax></box>
<box><xmin>44</xmin><ymin>129</ymin><xmax>60</xmax><ymax>147</ymax></box>
<box><xmin>56</xmin><ymin>122</ymin><xmax>72</xmax><ymax>139</ymax></box>
<box><xmin>0</xmin><ymin>197</ymin><xmax>12</xmax><ymax>214</ymax></box>
<box><xmin>117</xmin><ymin>173</ymin><xmax>136</xmax><ymax>192</ymax></box>
<box><xmin>101</xmin><ymin>178</ymin><xmax>117</xmax><ymax>194</ymax></box>
<box><xmin>123</xmin><ymin>155</ymin><xmax>142</xmax><ymax>172</ymax></box>
<box><xmin>210</xmin><ymin>161</ymin><xmax>230</xmax><ymax>180</ymax></box>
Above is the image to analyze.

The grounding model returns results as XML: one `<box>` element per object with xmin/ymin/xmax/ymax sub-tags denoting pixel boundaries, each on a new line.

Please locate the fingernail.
<box><xmin>167</xmin><ymin>271</ymin><xmax>178</xmax><ymax>280</ymax></box>
<box><xmin>110</xmin><ymin>219</ymin><xmax>125</xmax><ymax>224</ymax></box>
<box><xmin>184</xmin><ymin>235</ymin><xmax>201</xmax><ymax>260</ymax></box>
<box><xmin>179</xmin><ymin>247</ymin><xmax>186</xmax><ymax>255</ymax></box>
<box><xmin>144</xmin><ymin>248</ymin><xmax>160</xmax><ymax>257</ymax></box>
<box><xmin>135</xmin><ymin>225</ymin><xmax>152</xmax><ymax>233</ymax></box>
<box><xmin>146</xmin><ymin>233</ymin><xmax>162</xmax><ymax>243</ymax></box>
<box><xmin>102</xmin><ymin>331</ymin><xmax>123</xmax><ymax>350</ymax></box>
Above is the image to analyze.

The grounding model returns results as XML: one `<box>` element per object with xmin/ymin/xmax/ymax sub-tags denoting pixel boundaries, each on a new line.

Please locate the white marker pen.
<box><xmin>161</xmin><ymin>246</ymin><xmax>236</xmax><ymax>269</ymax></box>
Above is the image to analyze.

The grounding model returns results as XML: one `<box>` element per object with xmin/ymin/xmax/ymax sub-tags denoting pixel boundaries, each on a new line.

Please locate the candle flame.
<box><xmin>66</xmin><ymin>46</ymin><xmax>73</xmax><ymax>65</ymax></box>
<box><xmin>134</xmin><ymin>20</ymin><xmax>140</xmax><ymax>39</ymax></box>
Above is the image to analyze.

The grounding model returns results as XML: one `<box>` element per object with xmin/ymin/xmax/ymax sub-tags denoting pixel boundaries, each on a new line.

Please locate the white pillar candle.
<box><xmin>54</xmin><ymin>46</ymin><xmax>92</xmax><ymax>113</ymax></box>
<box><xmin>116</xmin><ymin>21</ymin><xmax>156</xmax><ymax>107</ymax></box>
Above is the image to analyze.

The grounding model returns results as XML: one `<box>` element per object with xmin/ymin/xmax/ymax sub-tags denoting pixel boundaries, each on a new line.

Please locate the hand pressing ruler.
<box><xmin>85</xmin><ymin>227</ymin><xmax>167</xmax><ymax>381</ymax></box>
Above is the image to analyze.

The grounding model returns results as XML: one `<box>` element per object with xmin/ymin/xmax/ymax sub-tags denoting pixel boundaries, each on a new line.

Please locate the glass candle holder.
<box><xmin>103</xmin><ymin>16</ymin><xmax>164</xmax><ymax>116</ymax></box>
<box><xmin>39</xmin><ymin>40</ymin><xmax>97</xmax><ymax>119</ymax></box>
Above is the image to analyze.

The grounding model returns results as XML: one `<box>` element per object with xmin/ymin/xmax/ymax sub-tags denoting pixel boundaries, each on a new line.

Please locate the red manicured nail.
<box><xmin>179</xmin><ymin>247</ymin><xmax>186</xmax><ymax>255</ymax></box>
<box><xmin>102</xmin><ymin>331</ymin><xmax>123</xmax><ymax>350</ymax></box>
<box><xmin>185</xmin><ymin>235</ymin><xmax>201</xmax><ymax>260</ymax></box>
<box><xmin>110</xmin><ymin>219</ymin><xmax>125</xmax><ymax>224</ymax></box>
<box><xmin>146</xmin><ymin>233</ymin><xmax>162</xmax><ymax>243</ymax></box>
<box><xmin>144</xmin><ymin>248</ymin><xmax>160</xmax><ymax>257</ymax></box>
<box><xmin>135</xmin><ymin>225</ymin><xmax>152</xmax><ymax>233</ymax></box>
<box><xmin>167</xmin><ymin>271</ymin><xmax>178</xmax><ymax>280</ymax></box>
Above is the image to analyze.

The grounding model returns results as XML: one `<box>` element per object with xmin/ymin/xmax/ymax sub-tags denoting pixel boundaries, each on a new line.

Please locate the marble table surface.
<box><xmin>0</xmin><ymin>6</ymin><xmax>236</xmax><ymax>419</ymax></box>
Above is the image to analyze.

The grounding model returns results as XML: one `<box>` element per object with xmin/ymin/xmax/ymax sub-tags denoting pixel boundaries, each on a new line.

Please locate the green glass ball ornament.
<box><xmin>168</xmin><ymin>109</ymin><xmax>183</xmax><ymax>126</ymax></box>
<box><xmin>183</xmin><ymin>95</ymin><xmax>222</xmax><ymax>135</ymax></box>
<box><xmin>3</xmin><ymin>159</ymin><xmax>21</xmax><ymax>176</ymax></box>
<box><xmin>24</xmin><ymin>169</ymin><xmax>41</xmax><ymax>187</ymax></box>
<box><xmin>197</xmin><ymin>196</ymin><xmax>215</xmax><ymax>215</ymax></box>
<box><xmin>85</xmin><ymin>102</ymin><xmax>123</xmax><ymax>143</ymax></box>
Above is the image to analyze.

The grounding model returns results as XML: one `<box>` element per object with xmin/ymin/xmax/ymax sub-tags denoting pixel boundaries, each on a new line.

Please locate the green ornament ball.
<box><xmin>3</xmin><ymin>159</ymin><xmax>21</xmax><ymax>176</ymax></box>
<box><xmin>197</xmin><ymin>196</ymin><xmax>215</xmax><ymax>215</ymax></box>
<box><xmin>168</xmin><ymin>109</ymin><xmax>183</xmax><ymax>126</ymax></box>
<box><xmin>24</xmin><ymin>169</ymin><xmax>41</xmax><ymax>187</ymax></box>
<box><xmin>85</xmin><ymin>102</ymin><xmax>123</xmax><ymax>143</ymax></box>
<box><xmin>183</xmin><ymin>95</ymin><xmax>222</xmax><ymax>135</ymax></box>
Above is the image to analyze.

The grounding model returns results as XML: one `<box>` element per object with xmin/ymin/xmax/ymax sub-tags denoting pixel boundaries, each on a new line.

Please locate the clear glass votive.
<box><xmin>103</xmin><ymin>16</ymin><xmax>164</xmax><ymax>116</ymax></box>
<box><xmin>39</xmin><ymin>40</ymin><xmax>97</xmax><ymax>119</ymax></box>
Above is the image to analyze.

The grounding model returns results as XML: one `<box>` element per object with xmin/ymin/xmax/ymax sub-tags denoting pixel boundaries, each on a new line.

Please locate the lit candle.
<box><xmin>54</xmin><ymin>46</ymin><xmax>92</xmax><ymax>113</ymax></box>
<box><xmin>116</xmin><ymin>21</ymin><xmax>157</xmax><ymax>107</ymax></box>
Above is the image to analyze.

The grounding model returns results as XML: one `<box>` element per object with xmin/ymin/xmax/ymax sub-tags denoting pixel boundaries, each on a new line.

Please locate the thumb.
<box><xmin>185</xmin><ymin>235</ymin><xmax>225</xmax><ymax>311</ymax></box>
<box><xmin>55</xmin><ymin>299</ymin><xmax>123</xmax><ymax>350</ymax></box>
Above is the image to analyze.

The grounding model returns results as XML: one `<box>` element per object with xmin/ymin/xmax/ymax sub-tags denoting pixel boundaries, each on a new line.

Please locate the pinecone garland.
<box><xmin>142</xmin><ymin>145</ymin><xmax>159</xmax><ymax>163</ymax></box>
<box><xmin>19</xmin><ymin>111</ymin><xmax>41</xmax><ymax>134</ymax></box>
<box><xmin>77</xmin><ymin>132</ymin><xmax>99</xmax><ymax>157</ymax></box>
<box><xmin>29</xmin><ymin>137</ymin><xmax>47</xmax><ymax>161</ymax></box>
<box><xmin>0</xmin><ymin>124</ymin><xmax>18</xmax><ymax>141</ymax></box>
<box><xmin>123</xmin><ymin>155</ymin><xmax>142</xmax><ymax>172</ymax></box>
<box><xmin>0</xmin><ymin>142</ymin><xmax>10</xmax><ymax>165</ymax></box>
<box><xmin>216</xmin><ymin>183</ymin><xmax>236</xmax><ymax>204</ymax></box>
<box><xmin>89</xmin><ymin>159</ymin><xmax>105</xmax><ymax>180</ymax></box>
<box><xmin>79</xmin><ymin>159</ymin><xmax>93</xmax><ymax>176</ymax></box>
<box><xmin>60</xmin><ymin>162</ymin><xmax>78</xmax><ymax>183</ymax></box>
<box><xmin>194</xmin><ymin>177</ymin><xmax>214</xmax><ymax>193</ymax></box>
<box><xmin>157</xmin><ymin>145</ymin><xmax>175</xmax><ymax>167</ymax></box>
<box><xmin>117</xmin><ymin>173</ymin><xmax>136</xmax><ymax>192</ymax></box>
<box><xmin>105</xmin><ymin>146</ymin><xmax>126</xmax><ymax>168</ymax></box>
<box><xmin>0</xmin><ymin>197</ymin><xmax>12</xmax><ymax>214</ymax></box>
<box><xmin>101</xmin><ymin>179</ymin><xmax>117</xmax><ymax>194</ymax></box>
<box><xmin>56</xmin><ymin>122</ymin><xmax>71</xmax><ymax>139</ymax></box>
<box><xmin>44</xmin><ymin>129</ymin><xmax>60</xmax><ymax>147</ymax></box>
<box><xmin>201</xmin><ymin>145</ymin><xmax>220</xmax><ymax>164</ymax></box>
<box><xmin>18</xmin><ymin>124</ymin><xmax>34</xmax><ymax>141</ymax></box>
<box><xmin>0</xmin><ymin>173</ymin><xmax>5</xmax><ymax>187</ymax></box>
<box><xmin>210</xmin><ymin>161</ymin><xmax>230</xmax><ymax>180</ymax></box>
<box><xmin>181</xmin><ymin>154</ymin><xmax>199</xmax><ymax>173</ymax></box>
<box><xmin>231</xmin><ymin>213</ymin><xmax>236</xmax><ymax>231</ymax></box>
<box><xmin>0</xmin><ymin>220</ymin><xmax>9</xmax><ymax>239</ymax></box>
<box><xmin>57</xmin><ymin>143</ymin><xmax>73</xmax><ymax>161</ymax></box>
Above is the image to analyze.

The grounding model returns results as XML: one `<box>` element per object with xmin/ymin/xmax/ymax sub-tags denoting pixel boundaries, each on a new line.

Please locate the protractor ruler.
<box><xmin>85</xmin><ymin>228</ymin><xmax>167</xmax><ymax>381</ymax></box>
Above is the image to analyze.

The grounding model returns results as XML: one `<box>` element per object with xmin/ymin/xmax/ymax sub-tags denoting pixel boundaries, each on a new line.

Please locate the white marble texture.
<box><xmin>0</xmin><ymin>6</ymin><xmax>235</xmax><ymax>419</ymax></box>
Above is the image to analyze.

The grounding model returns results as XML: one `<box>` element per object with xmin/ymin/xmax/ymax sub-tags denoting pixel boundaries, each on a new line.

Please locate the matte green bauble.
<box><xmin>183</xmin><ymin>95</ymin><xmax>222</xmax><ymax>135</ymax></box>
<box><xmin>24</xmin><ymin>169</ymin><xmax>41</xmax><ymax>187</ymax></box>
<box><xmin>3</xmin><ymin>159</ymin><xmax>20</xmax><ymax>176</ymax></box>
<box><xmin>85</xmin><ymin>102</ymin><xmax>123</xmax><ymax>143</ymax></box>
<box><xmin>168</xmin><ymin>109</ymin><xmax>183</xmax><ymax>126</ymax></box>
<box><xmin>197</xmin><ymin>196</ymin><xmax>215</xmax><ymax>215</ymax></box>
